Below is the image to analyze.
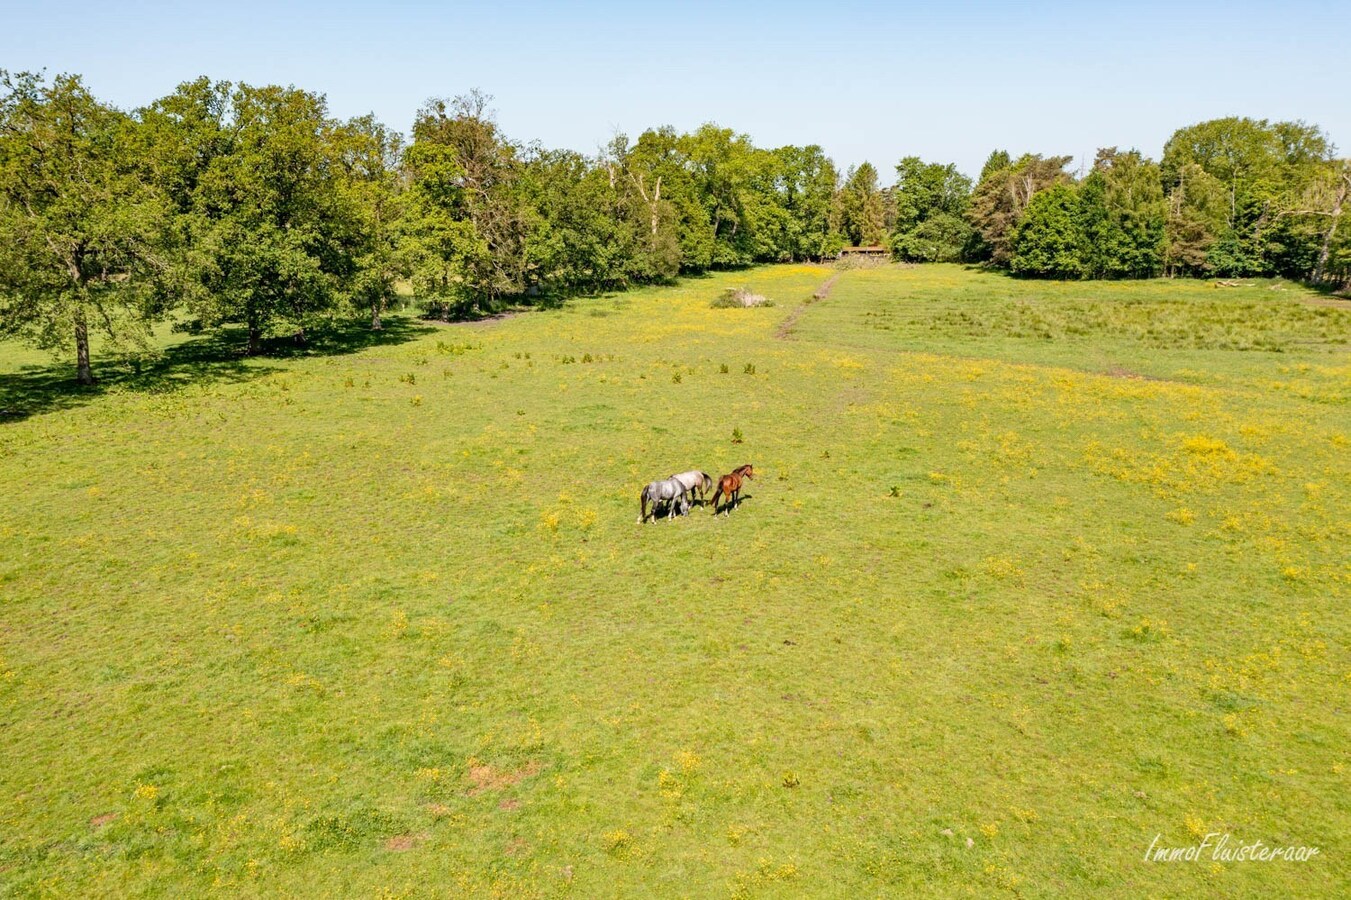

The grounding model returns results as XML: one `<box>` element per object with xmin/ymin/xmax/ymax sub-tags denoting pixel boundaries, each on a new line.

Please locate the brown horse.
<box><xmin>711</xmin><ymin>464</ymin><xmax>754</xmax><ymax>514</ymax></box>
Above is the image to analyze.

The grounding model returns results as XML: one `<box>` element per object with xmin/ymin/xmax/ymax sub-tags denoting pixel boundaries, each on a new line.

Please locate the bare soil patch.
<box><xmin>467</xmin><ymin>760</ymin><xmax>541</xmax><ymax>796</ymax></box>
<box><xmin>385</xmin><ymin>832</ymin><xmax>429</xmax><ymax>852</ymax></box>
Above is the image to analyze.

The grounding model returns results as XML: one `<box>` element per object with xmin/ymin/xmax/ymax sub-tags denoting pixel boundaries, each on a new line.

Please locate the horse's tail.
<box><xmin>639</xmin><ymin>486</ymin><xmax>649</xmax><ymax>523</ymax></box>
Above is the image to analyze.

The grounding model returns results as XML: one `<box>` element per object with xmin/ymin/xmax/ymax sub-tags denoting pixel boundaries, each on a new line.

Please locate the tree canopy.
<box><xmin>0</xmin><ymin>71</ymin><xmax>170</xmax><ymax>383</ymax></box>
<box><xmin>2</xmin><ymin>72</ymin><xmax>1346</xmax><ymax>383</ymax></box>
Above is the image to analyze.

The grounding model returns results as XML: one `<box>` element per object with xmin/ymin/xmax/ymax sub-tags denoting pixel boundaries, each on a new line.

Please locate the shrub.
<box><xmin>711</xmin><ymin>287</ymin><xmax>774</xmax><ymax>308</ymax></box>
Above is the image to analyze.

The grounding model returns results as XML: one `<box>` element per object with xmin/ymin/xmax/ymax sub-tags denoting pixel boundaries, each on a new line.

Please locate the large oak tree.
<box><xmin>0</xmin><ymin>71</ymin><xmax>169</xmax><ymax>384</ymax></box>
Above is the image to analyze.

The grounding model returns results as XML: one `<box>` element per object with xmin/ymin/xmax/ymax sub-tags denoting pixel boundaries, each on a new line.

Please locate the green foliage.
<box><xmin>889</xmin><ymin>157</ymin><xmax>973</xmax><ymax>262</ymax></box>
<box><xmin>1163</xmin><ymin>163</ymin><xmax>1228</xmax><ymax>276</ymax></box>
<box><xmin>141</xmin><ymin>79</ymin><xmax>363</xmax><ymax>352</ymax></box>
<box><xmin>835</xmin><ymin>162</ymin><xmax>887</xmax><ymax>246</ymax></box>
<box><xmin>890</xmin><ymin>213</ymin><xmax>973</xmax><ymax>264</ymax></box>
<box><xmin>979</xmin><ymin>149</ymin><xmax>1011</xmax><ymax>182</ymax></box>
<box><xmin>1009</xmin><ymin>184</ymin><xmax>1086</xmax><ymax>279</ymax></box>
<box><xmin>5</xmin><ymin>69</ymin><xmax>1348</xmax><ymax>386</ymax></box>
<box><xmin>772</xmin><ymin>144</ymin><xmax>845</xmax><ymax>261</ymax></box>
<box><xmin>399</xmin><ymin>104</ymin><xmax>846</xmax><ymax>314</ymax></box>
<box><xmin>0</xmin><ymin>70</ymin><xmax>170</xmax><ymax>383</ymax></box>
<box><xmin>334</xmin><ymin>115</ymin><xmax>405</xmax><ymax>329</ymax></box>
<box><xmin>967</xmin><ymin>153</ymin><xmax>1073</xmax><ymax>265</ymax></box>
<box><xmin>1162</xmin><ymin>117</ymin><xmax>1334</xmax><ymax>278</ymax></box>
<box><xmin>1078</xmin><ymin>149</ymin><xmax>1166</xmax><ymax>279</ymax></box>
<box><xmin>402</xmin><ymin>91</ymin><xmax>525</xmax><ymax>315</ymax></box>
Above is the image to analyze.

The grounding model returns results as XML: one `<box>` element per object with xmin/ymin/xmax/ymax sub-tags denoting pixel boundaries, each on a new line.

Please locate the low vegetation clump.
<box><xmin>710</xmin><ymin>287</ymin><xmax>774</xmax><ymax>308</ymax></box>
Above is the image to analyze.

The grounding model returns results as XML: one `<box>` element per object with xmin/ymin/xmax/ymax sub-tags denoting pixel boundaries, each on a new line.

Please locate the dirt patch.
<box><xmin>775</xmin><ymin>306</ymin><xmax>807</xmax><ymax>339</ymax></box>
<box><xmin>467</xmin><ymin>760</ymin><xmax>541</xmax><ymax>796</ymax></box>
<box><xmin>90</xmin><ymin>813</ymin><xmax>118</xmax><ymax>828</ymax></box>
<box><xmin>425</xmin><ymin>803</ymin><xmax>453</xmax><ymax>817</ymax></box>
<box><xmin>385</xmin><ymin>832</ymin><xmax>428</xmax><ymax>852</ymax></box>
<box><xmin>813</xmin><ymin>275</ymin><xmax>840</xmax><ymax>301</ymax></box>
<box><xmin>505</xmin><ymin>836</ymin><xmax>529</xmax><ymax>856</ymax></box>
<box><xmin>498</xmin><ymin>797</ymin><xmax>521</xmax><ymax>811</ymax></box>
<box><xmin>1104</xmin><ymin>365</ymin><xmax>1179</xmax><ymax>383</ymax></box>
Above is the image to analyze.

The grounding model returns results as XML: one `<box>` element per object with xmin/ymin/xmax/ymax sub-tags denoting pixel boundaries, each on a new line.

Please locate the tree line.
<box><xmin>2</xmin><ymin>71</ymin><xmax>1348</xmax><ymax>383</ymax></box>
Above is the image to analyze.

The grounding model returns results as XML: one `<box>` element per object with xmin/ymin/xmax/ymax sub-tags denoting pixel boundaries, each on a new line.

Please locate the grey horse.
<box><xmin>668</xmin><ymin>470</ymin><xmax>713</xmax><ymax>504</ymax></box>
<box><xmin>639</xmin><ymin>476</ymin><xmax>690</xmax><ymax>522</ymax></box>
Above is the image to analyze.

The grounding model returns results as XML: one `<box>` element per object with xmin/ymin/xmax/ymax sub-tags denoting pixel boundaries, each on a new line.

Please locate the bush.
<box><xmin>711</xmin><ymin>287</ymin><xmax>774</xmax><ymax>308</ymax></box>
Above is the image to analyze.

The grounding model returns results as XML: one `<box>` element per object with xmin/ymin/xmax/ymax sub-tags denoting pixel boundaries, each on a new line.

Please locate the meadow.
<box><xmin>1</xmin><ymin>264</ymin><xmax>1348</xmax><ymax>897</ymax></box>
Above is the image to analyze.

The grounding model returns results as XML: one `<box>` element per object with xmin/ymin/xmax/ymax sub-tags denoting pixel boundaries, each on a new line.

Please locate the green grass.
<box><xmin>1</xmin><ymin>264</ymin><xmax>1347</xmax><ymax>897</ymax></box>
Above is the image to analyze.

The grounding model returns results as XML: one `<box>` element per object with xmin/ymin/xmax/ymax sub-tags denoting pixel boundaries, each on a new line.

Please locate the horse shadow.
<box><xmin>712</xmin><ymin>492</ymin><xmax>753</xmax><ymax>516</ymax></box>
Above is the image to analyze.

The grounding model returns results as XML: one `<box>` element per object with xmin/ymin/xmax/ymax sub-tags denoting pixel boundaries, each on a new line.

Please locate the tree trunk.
<box><xmin>371</xmin><ymin>300</ymin><xmax>384</xmax><ymax>330</ymax></box>
<box><xmin>74</xmin><ymin>311</ymin><xmax>94</xmax><ymax>386</ymax></box>
<box><xmin>1313</xmin><ymin>181</ymin><xmax>1345</xmax><ymax>283</ymax></box>
<box><xmin>247</xmin><ymin>321</ymin><xmax>262</xmax><ymax>356</ymax></box>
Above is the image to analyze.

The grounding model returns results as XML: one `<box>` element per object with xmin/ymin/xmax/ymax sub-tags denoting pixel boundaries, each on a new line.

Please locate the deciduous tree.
<box><xmin>1009</xmin><ymin>183</ymin><xmax>1085</xmax><ymax>279</ymax></box>
<box><xmin>142</xmin><ymin>80</ymin><xmax>361</xmax><ymax>352</ymax></box>
<box><xmin>889</xmin><ymin>156</ymin><xmax>973</xmax><ymax>262</ymax></box>
<box><xmin>967</xmin><ymin>153</ymin><xmax>1072</xmax><ymax>266</ymax></box>
<box><xmin>1079</xmin><ymin>148</ymin><xmax>1166</xmax><ymax>279</ymax></box>
<box><xmin>0</xmin><ymin>71</ymin><xmax>169</xmax><ymax>384</ymax></box>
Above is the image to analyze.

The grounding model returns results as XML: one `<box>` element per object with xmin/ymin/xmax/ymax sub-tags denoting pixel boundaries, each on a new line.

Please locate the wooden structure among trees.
<box><xmin>837</xmin><ymin>245</ymin><xmax>889</xmax><ymax>259</ymax></box>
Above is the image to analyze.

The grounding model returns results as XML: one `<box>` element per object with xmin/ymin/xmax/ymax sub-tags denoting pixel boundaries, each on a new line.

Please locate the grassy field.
<box><xmin>1</xmin><ymin>264</ymin><xmax>1348</xmax><ymax>897</ymax></box>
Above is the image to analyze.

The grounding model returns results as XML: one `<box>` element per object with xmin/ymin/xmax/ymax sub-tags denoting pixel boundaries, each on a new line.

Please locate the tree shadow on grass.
<box><xmin>1306</xmin><ymin>279</ymin><xmax>1351</xmax><ymax>299</ymax></box>
<box><xmin>0</xmin><ymin>316</ymin><xmax>435</xmax><ymax>423</ymax></box>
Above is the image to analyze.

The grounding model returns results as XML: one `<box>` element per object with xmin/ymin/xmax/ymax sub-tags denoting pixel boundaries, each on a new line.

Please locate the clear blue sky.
<box><xmin>3</xmin><ymin>0</ymin><xmax>1346</xmax><ymax>177</ymax></box>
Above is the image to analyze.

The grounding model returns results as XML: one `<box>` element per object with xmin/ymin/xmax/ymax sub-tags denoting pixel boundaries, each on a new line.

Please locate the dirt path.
<box><xmin>775</xmin><ymin>274</ymin><xmax>840</xmax><ymax>339</ymax></box>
